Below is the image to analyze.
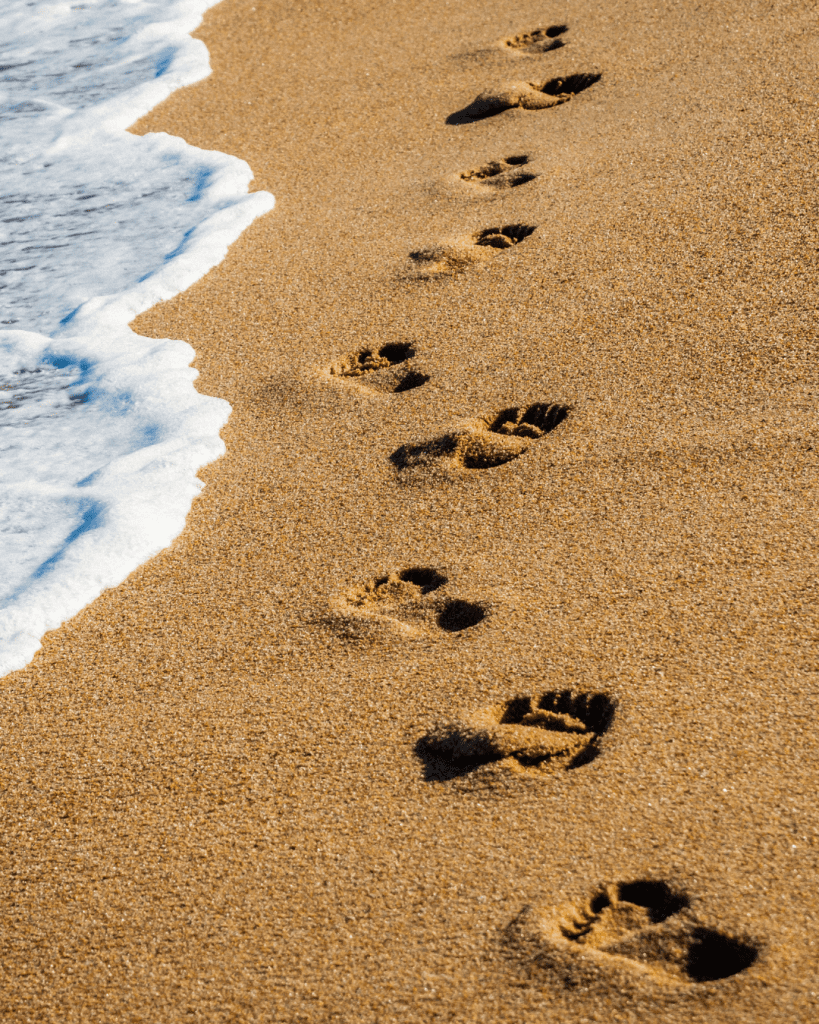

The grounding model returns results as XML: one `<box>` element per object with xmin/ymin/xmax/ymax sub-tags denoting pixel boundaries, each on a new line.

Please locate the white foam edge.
<box><xmin>0</xmin><ymin>0</ymin><xmax>276</xmax><ymax>675</ymax></box>
<box><xmin>14</xmin><ymin>0</ymin><xmax>224</xmax><ymax>157</ymax></box>
<box><xmin>0</xmin><ymin>182</ymin><xmax>275</xmax><ymax>678</ymax></box>
<box><xmin>0</xmin><ymin>325</ymin><xmax>231</xmax><ymax>677</ymax></box>
<box><xmin>60</xmin><ymin>135</ymin><xmax>275</xmax><ymax>336</ymax></box>
<box><xmin>57</xmin><ymin>27</ymin><xmax>211</xmax><ymax>139</ymax></box>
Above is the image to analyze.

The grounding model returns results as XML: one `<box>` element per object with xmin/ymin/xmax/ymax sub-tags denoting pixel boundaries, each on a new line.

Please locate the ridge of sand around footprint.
<box><xmin>1</xmin><ymin>1</ymin><xmax>818</xmax><ymax>1021</ymax></box>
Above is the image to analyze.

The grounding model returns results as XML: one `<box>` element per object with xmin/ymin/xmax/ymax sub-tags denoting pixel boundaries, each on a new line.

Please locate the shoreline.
<box><xmin>0</xmin><ymin>0</ymin><xmax>273</xmax><ymax>679</ymax></box>
<box><xmin>1</xmin><ymin>1</ymin><xmax>817</xmax><ymax>1020</ymax></box>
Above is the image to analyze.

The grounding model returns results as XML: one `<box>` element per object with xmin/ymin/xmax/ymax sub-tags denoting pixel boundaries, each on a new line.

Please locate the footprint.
<box><xmin>474</xmin><ymin>223</ymin><xmax>536</xmax><ymax>249</ymax></box>
<box><xmin>506</xmin><ymin>881</ymin><xmax>759</xmax><ymax>988</ymax></box>
<box><xmin>391</xmin><ymin>402</ymin><xmax>570</xmax><ymax>474</ymax></box>
<box><xmin>409</xmin><ymin>224</ymin><xmax>536</xmax><ymax>277</ymax></box>
<box><xmin>502</xmin><ymin>25</ymin><xmax>568</xmax><ymax>54</ymax></box>
<box><xmin>416</xmin><ymin>688</ymin><xmax>615</xmax><ymax>781</ymax></box>
<box><xmin>447</xmin><ymin>72</ymin><xmax>601</xmax><ymax>124</ymax></box>
<box><xmin>460</xmin><ymin>155</ymin><xmax>537</xmax><ymax>191</ymax></box>
<box><xmin>560</xmin><ymin>882</ymin><xmax>690</xmax><ymax>947</ymax></box>
<box><xmin>330</xmin><ymin>342</ymin><xmax>430</xmax><ymax>393</ymax></box>
<box><xmin>327</xmin><ymin>567</ymin><xmax>486</xmax><ymax>640</ymax></box>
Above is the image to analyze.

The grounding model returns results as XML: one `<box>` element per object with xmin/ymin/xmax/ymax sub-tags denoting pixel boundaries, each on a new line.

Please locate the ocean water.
<box><xmin>0</xmin><ymin>0</ymin><xmax>274</xmax><ymax>676</ymax></box>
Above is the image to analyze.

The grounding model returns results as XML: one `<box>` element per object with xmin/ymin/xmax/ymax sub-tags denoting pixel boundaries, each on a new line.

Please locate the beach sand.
<box><xmin>2</xmin><ymin>0</ymin><xmax>819</xmax><ymax>1019</ymax></box>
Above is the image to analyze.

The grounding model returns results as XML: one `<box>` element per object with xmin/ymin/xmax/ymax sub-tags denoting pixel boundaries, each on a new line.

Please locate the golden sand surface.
<box><xmin>2</xmin><ymin>0</ymin><xmax>819</xmax><ymax>1019</ymax></box>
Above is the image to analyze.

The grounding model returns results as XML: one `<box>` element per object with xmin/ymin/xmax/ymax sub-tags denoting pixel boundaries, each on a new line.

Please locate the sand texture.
<box><xmin>3</xmin><ymin>0</ymin><xmax>819</xmax><ymax>1020</ymax></box>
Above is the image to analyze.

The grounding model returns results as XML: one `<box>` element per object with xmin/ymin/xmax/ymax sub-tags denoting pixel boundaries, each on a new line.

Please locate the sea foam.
<box><xmin>0</xmin><ymin>0</ymin><xmax>274</xmax><ymax>675</ymax></box>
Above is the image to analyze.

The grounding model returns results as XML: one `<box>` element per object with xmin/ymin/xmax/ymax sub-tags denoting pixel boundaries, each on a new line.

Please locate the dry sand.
<box><xmin>2</xmin><ymin>0</ymin><xmax>819</xmax><ymax>1020</ymax></box>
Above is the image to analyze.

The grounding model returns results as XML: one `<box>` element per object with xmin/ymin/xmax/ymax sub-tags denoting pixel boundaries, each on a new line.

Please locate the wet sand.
<box><xmin>2</xmin><ymin>0</ymin><xmax>819</xmax><ymax>1020</ymax></box>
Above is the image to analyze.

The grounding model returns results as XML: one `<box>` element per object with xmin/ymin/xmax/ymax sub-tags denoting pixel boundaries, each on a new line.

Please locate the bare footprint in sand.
<box><xmin>447</xmin><ymin>72</ymin><xmax>601</xmax><ymax>125</ymax></box>
<box><xmin>501</xmin><ymin>24</ymin><xmax>568</xmax><ymax>55</ymax></box>
<box><xmin>327</xmin><ymin>567</ymin><xmax>486</xmax><ymax>640</ymax></box>
<box><xmin>417</xmin><ymin>689</ymin><xmax>615</xmax><ymax>781</ymax></box>
<box><xmin>506</xmin><ymin>880</ymin><xmax>759</xmax><ymax>989</ymax></box>
<box><xmin>459</xmin><ymin>154</ymin><xmax>537</xmax><ymax>191</ymax></box>
<box><xmin>409</xmin><ymin>224</ymin><xmax>536</xmax><ymax>277</ymax></box>
<box><xmin>473</xmin><ymin>224</ymin><xmax>536</xmax><ymax>249</ymax></box>
<box><xmin>329</xmin><ymin>342</ymin><xmax>430</xmax><ymax>393</ymax></box>
<box><xmin>391</xmin><ymin>402</ymin><xmax>570</xmax><ymax>475</ymax></box>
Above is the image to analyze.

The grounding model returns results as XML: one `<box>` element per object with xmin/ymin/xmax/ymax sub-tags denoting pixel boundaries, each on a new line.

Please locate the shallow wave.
<box><xmin>0</xmin><ymin>0</ymin><xmax>275</xmax><ymax>675</ymax></box>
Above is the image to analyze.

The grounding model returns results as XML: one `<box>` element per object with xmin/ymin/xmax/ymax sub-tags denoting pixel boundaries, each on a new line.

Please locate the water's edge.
<box><xmin>0</xmin><ymin>0</ymin><xmax>274</xmax><ymax>675</ymax></box>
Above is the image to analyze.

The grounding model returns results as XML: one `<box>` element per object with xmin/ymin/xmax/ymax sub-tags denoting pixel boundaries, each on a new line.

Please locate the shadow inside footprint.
<box><xmin>474</xmin><ymin>224</ymin><xmax>536</xmax><ymax>249</ymax></box>
<box><xmin>447</xmin><ymin>71</ymin><xmax>601</xmax><ymax>124</ymax></box>
<box><xmin>332</xmin><ymin>342</ymin><xmax>414</xmax><ymax>376</ymax></box>
<box><xmin>393</xmin><ymin>370</ymin><xmax>430</xmax><ymax>393</ymax></box>
<box><xmin>487</xmin><ymin>402</ymin><xmax>569</xmax><ymax>437</ymax></box>
<box><xmin>437</xmin><ymin>599</ymin><xmax>485</xmax><ymax>632</ymax></box>
<box><xmin>461</xmin><ymin>155</ymin><xmax>537</xmax><ymax>190</ymax></box>
<box><xmin>394</xmin><ymin>567</ymin><xmax>447</xmax><ymax>593</ymax></box>
<box><xmin>391</xmin><ymin>402</ymin><xmax>570</xmax><ymax>474</ymax></box>
<box><xmin>557</xmin><ymin>881</ymin><xmax>690</xmax><ymax>951</ymax></box>
<box><xmin>538</xmin><ymin>72</ymin><xmax>601</xmax><ymax>97</ymax></box>
<box><xmin>330</xmin><ymin>342</ymin><xmax>429</xmax><ymax>393</ymax></box>
<box><xmin>504</xmin><ymin>25</ymin><xmax>568</xmax><ymax>53</ymax></box>
<box><xmin>609</xmin><ymin>882</ymin><xmax>690</xmax><ymax>925</ymax></box>
<box><xmin>417</xmin><ymin>688</ymin><xmax>615</xmax><ymax>781</ymax></box>
<box><xmin>329</xmin><ymin>567</ymin><xmax>486</xmax><ymax>641</ymax></box>
<box><xmin>685</xmin><ymin>928</ymin><xmax>759</xmax><ymax>983</ymax></box>
<box><xmin>408</xmin><ymin>224</ymin><xmax>536</xmax><ymax>278</ymax></box>
<box><xmin>506</xmin><ymin>880</ymin><xmax>759</xmax><ymax>989</ymax></box>
<box><xmin>391</xmin><ymin>434</ymin><xmax>522</xmax><ymax>471</ymax></box>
